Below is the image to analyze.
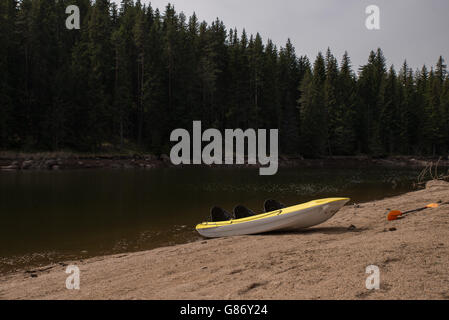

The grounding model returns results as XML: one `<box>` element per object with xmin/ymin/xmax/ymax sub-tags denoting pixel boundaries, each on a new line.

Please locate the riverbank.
<box><xmin>1</xmin><ymin>180</ymin><xmax>448</xmax><ymax>300</ymax></box>
<box><xmin>1</xmin><ymin>151</ymin><xmax>449</xmax><ymax>171</ymax></box>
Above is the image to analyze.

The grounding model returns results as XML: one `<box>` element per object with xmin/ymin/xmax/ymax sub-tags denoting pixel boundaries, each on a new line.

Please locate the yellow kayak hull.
<box><xmin>196</xmin><ymin>198</ymin><xmax>350</xmax><ymax>238</ymax></box>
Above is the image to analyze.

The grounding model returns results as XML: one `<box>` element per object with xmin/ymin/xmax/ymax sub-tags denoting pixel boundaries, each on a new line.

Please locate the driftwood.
<box><xmin>416</xmin><ymin>157</ymin><xmax>449</xmax><ymax>187</ymax></box>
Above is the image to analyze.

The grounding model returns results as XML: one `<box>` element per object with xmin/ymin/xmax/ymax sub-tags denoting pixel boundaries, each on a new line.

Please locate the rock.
<box><xmin>45</xmin><ymin>159</ymin><xmax>58</xmax><ymax>168</ymax></box>
<box><xmin>426</xmin><ymin>180</ymin><xmax>449</xmax><ymax>191</ymax></box>
<box><xmin>145</xmin><ymin>154</ymin><xmax>157</xmax><ymax>161</ymax></box>
<box><xmin>21</xmin><ymin>160</ymin><xmax>33</xmax><ymax>169</ymax></box>
<box><xmin>348</xmin><ymin>225</ymin><xmax>357</xmax><ymax>231</ymax></box>
<box><xmin>30</xmin><ymin>273</ymin><xmax>38</xmax><ymax>278</ymax></box>
<box><xmin>389</xmin><ymin>227</ymin><xmax>397</xmax><ymax>232</ymax></box>
<box><xmin>1</xmin><ymin>165</ymin><xmax>18</xmax><ymax>171</ymax></box>
<box><xmin>160</xmin><ymin>154</ymin><xmax>171</xmax><ymax>163</ymax></box>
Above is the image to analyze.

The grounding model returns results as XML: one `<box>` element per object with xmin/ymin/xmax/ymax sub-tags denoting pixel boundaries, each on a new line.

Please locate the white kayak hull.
<box><xmin>196</xmin><ymin>198</ymin><xmax>349</xmax><ymax>238</ymax></box>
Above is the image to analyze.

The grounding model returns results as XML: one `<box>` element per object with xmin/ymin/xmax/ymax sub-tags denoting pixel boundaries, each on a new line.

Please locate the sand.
<box><xmin>1</xmin><ymin>180</ymin><xmax>448</xmax><ymax>300</ymax></box>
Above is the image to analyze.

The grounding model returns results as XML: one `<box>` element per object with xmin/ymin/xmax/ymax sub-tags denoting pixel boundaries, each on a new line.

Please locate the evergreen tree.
<box><xmin>324</xmin><ymin>48</ymin><xmax>339</xmax><ymax>155</ymax></box>
<box><xmin>334</xmin><ymin>52</ymin><xmax>357</xmax><ymax>155</ymax></box>
<box><xmin>414</xmin><ymin>66</ymin><xmax>428</xmax><ymax>153</ymax></box>
<box><xmin>397</xmin><ymin>61</ymin><xmax>417</xmax><ymax>154</ymax></box>
<box><xmin>85</xmin><ymin>0</ymin><xmax>114</xmax><ymax>149</ymax></box>
<box><xmin>299</xmin><ymin>52</ymin><xmax>327</xmax><ymax>157</ymax></box>
<box><xmin>357</xmin><ymin>49</ymin><xmax>387</xmax><ymax>155</ymax></box>
<box><xmin>259</xmin><ymin>39</ymin><xmax>280</xmax><ymax>129</ymax></box>
<box><xmin>380</xmin><ymin>66</ymin><xmax>399</xmax><ymax>154</ymax></box>
<box><xmin>0</xmin><ymin>0</ymin><xmax>17</xmax><ymax>148</ymax></box>
<box><xmin>422</xmin><ymin>67</ymin><xmax>446</xmax><ymax>155</ymax></box>
<box><xmin>144</xmin><ymin>8</ymin><xmax>167</xmax><ymax>152</ymax></box>
<box><xmin>442</xmin><ymin>75</ymin><xmax>449</xmax><ymax>154</ymax></box>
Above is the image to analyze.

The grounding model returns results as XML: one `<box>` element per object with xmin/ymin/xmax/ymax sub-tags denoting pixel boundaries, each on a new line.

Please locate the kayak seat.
<box><xmin>210</xmin><ymin>206</ymin><xmax>233</xmax><ymax>222</ymax></box>
<box><xmin>234</xmin><ymin>205</ymin><xmax>256</xmax><ymax>219</ymax></box>
<box><xmin>264</xmin><ymin>199</ymin><xmax>285</xmax><ymax>212</ymax></box>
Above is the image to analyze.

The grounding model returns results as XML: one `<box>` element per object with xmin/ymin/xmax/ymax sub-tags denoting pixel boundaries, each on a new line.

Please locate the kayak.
<box><xmin>196</xmin><ymin>198</ymin><xmax>350</xmax><ymax>238</ymax></box>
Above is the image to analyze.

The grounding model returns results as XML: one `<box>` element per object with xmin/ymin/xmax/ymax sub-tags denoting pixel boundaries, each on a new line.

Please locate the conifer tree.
<box><xmin>279</xmin><ymin>39</ymin><xmax>300</xmax><ymax>154</ymax></box>
<box><xmin>299</xmin><ymin>52</ymin><xmax>327</xmax><ymax>157</ymax></box>
<box><xmin>259</xmin><ymin>39</ymin><xmax>280</xmax><ymax>129</ymax></box>
<box><xmin>0</xmin><ymin>0</ymin><xmax>17</xmax><ymax>148</ymax></box>
<box><xmin>324</xmin><ymin>48</ymin><xmax>339</xmax><ymax>155</ymax></box>
<box><xmin>380</xmin><ymin>66</ymin><xmax>399</xmax><ymax>153</ymax></box>
<box><xmin>334</xmin><ymin>52</ymin><xmax>357</xmax><ymax>154</ymax></box>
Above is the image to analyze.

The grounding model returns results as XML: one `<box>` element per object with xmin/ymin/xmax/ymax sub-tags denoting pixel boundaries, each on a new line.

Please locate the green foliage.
<box><xmin>0</xmin><ymin>1</ymin><xmax>448</xmax><ymax>158</ymax></box>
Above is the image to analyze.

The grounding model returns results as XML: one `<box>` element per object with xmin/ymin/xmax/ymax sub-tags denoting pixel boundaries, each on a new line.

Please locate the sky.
<box><xmin>112</xmin><ymin>0</ymin><xmax>449</xmax><ymax>71</ymax></box>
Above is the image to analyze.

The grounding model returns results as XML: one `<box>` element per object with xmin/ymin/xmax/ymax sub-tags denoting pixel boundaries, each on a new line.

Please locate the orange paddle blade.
<box><xmin>426</xmin><ymin>203</ymin><xmax>439</xmax><ymax>208</ymax></box>
<box><xmin>387</xmin><ymin>210</ymin><xmax>402</xmax><ymax>221</ymax></box>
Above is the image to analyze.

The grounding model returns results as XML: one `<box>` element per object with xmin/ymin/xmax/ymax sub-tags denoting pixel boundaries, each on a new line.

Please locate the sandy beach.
<box><xmin>1</xmin><ymin>180</ymin><xmax>448</xmax><ymax>300</ymax></box>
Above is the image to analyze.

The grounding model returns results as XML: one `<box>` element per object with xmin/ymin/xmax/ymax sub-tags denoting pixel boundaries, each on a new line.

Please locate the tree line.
<box><xmin>1</xmin><ymin>0</ymin><xmax>448</xmax><ymax>157</ymax></box>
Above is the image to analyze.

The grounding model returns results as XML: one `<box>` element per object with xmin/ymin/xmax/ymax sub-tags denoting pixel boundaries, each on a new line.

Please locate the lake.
<box><xmin>0</xmin><ymin>166</ymin><xmax>423</xmax><ymax>274</ymax></box>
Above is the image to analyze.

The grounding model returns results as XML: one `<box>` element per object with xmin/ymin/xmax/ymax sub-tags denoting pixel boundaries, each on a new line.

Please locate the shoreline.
<box><xmin>1</xmin><ymin>152</ymin><xmax>449</xmax><ymax>171</ymax></box>
<box><xmin>1</xmin><ymin>180</ymin><xmax>448</xmax><ymax>299</ymax></box>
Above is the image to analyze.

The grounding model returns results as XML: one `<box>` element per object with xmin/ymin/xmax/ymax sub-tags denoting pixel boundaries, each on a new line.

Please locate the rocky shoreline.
<box><xmin>1</xmin><ymin>153</ymin><xmax>449</xmax><ymax>171</ymax></box>
<box><xmin>0</xmin><ymin>154</ymin><xmax>168</xmax><ymax>171</ymax></box>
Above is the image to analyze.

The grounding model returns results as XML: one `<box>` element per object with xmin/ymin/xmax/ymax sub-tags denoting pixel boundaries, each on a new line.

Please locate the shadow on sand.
<box><xmin>263</xmin><ymin>226</ymin><xmax>368</xmax><ymax>236</ymax></box>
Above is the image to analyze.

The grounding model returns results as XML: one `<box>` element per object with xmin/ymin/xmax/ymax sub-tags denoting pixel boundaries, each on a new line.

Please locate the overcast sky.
<box><xmin>113</xmin><ymin>0</ymin><xmax>449</xmax><ymax>71</ymax></box>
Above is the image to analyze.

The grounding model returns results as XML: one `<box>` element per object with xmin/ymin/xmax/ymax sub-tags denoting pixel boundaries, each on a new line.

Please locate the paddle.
<box><xmin>387</xmin><ymin>203</ymin><xmax>439</xmax><ymax>221</ymax></box>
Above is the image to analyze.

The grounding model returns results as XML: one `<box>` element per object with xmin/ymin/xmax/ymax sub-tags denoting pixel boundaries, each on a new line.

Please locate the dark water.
<box><xmin>0</xmin><ymin>167</ymin><xmax>422</xmax><ymax>274</ymax></box>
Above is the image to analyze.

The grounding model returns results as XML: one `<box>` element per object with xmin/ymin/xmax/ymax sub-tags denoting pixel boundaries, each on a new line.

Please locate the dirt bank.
<box><xmin>1</xmin><ymin>180</ymin><xmax>449</xmax><ymax>300</ymax></box>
